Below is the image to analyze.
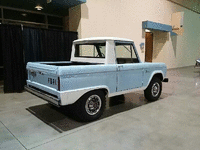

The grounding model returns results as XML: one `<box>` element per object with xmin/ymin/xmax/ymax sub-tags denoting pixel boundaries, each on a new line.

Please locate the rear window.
<box><xmin>75</xmin><ymin>43</ymin><xmax>106</xmax><ymax>58</ymax></box>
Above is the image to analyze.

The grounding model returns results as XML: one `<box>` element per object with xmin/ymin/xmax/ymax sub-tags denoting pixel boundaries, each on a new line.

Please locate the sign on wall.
<box><xmin>171</xmin><ymin>12</ymin><xmax>184</xmax><ymax>35</ymax></box>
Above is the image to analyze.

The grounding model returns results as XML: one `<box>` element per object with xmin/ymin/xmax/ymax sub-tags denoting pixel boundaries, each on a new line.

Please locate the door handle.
<box><xmin>145</xmin><ymin>69</ymin><xmax>150</xmax><ymax>73</ymax></box>
<box><xmin>117</xmin><ymin>65</ymin><xmax>123</xmax><ymax>70</ymax></box>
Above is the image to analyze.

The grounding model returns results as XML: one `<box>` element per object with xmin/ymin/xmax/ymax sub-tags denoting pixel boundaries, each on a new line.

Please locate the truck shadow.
<box><xmin>27</xmin><ymin>92</ymin><xmax>169</xmax><ymax>133</ymax></box>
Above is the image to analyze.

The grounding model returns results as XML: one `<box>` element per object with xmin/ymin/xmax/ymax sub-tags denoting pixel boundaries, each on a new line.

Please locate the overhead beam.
<box><xmin>142</xmin><ymin>21</ymin><xmax>172</xmax><ymax>32</ymax></box>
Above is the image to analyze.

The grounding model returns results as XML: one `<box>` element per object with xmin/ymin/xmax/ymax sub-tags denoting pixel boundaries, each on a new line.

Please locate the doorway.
<box><xmin>145</xmin><ymin>32</ymin><xmax>153</xmax><ymax>62</ymax></box>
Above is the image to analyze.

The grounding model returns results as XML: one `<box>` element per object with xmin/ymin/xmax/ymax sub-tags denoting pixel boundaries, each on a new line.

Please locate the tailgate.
<box><xmin>27</xmin><ymin>62</ymin><xmax>59</xmax><ymax>90</ymax></box>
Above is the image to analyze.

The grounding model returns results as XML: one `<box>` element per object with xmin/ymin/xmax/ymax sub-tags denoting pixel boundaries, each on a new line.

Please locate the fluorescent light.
<box><xmin>35</xmin><ymin>5</ymin><xmax>43</xmax><ymax>10</ymax></box>
<box><xmin>145</xmin><ymin>29</ymin><xmax>151</xmax><ymax>32</ymax></box>
<box><xmin>21</xmin><ymin>13</ymin><xmax>27</xmax><ymax>17</ymax></box>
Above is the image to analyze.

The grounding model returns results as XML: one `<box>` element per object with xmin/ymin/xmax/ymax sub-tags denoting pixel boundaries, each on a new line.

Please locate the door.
<box><xmin>117</xmin><ymin>64</ymin><xmax>143</xmax><ymax>92</ymax></box>
<box><xmin>115</xmin><ymin>42</ymin><xmax>143</xmax><ymax>92</ymax></box>
<box><xmin>145</xmin><ymin>32</ymin><xmax>153</xmax><ymax>62</ymax></box>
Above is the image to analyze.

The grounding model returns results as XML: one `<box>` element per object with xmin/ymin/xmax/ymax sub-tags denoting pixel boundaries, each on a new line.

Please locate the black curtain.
<box><xmin>0</xmin><ymin>26</ymin><xmax>3</xmax><ymax>81</ymax></box>
<box><xmin>1</xmin><ymin>25</ymin><xmax>26</xmax><ymax>93</ymax></box>
<box><xmin>1</xmin><ymin>25</ymin><xmax>77</xmax><ymax>93</ymax></box>
<box><xmin>23</xmin><ymin>28</ymin><xmax>77</xmax><ymax>63</ymax></box>
<box><xmin>23</xmin><ymin>27</ymin><xmax>43</xmax><ymax>64</ymax></box>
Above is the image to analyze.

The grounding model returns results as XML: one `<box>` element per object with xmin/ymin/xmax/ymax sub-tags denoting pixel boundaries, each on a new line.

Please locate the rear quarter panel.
<box><xmin>58</xmin><ymin>64</ymin><xmax>117</xmax><ymax>94</ymax></box>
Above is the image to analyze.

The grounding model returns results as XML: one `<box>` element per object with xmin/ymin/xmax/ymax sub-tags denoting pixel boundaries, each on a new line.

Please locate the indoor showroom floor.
<box><xmin>0</xmin><ymin>66</ymin><xmax>200</xmax><ymax>150</ymax></box>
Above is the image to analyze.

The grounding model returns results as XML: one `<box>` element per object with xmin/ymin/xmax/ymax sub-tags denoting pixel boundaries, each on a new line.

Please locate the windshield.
<box><xmin>75</xmin><ymin>43</ymin><xmax>106</xmax><ymax>58</ymax></box>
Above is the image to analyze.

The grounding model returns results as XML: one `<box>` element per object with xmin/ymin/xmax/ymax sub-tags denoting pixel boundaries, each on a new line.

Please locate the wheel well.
<box><xmin>89</xmin><ymin>89</ymin><xmax>108</xmax><ymax>96</ymax></box>
<box><xmin>81</xmin><ymin>88</ymin><xmax>108</xmax><ymax>98</ymax></box>
<box><xmin>96</xmin><ymin>88</ymin><xmax>108</xmax><ymax>96</ymax></box>
<box><xmin>153</xmin><ymin>73</ymin><xmax>163</xmax><ymax>81</ymax></box>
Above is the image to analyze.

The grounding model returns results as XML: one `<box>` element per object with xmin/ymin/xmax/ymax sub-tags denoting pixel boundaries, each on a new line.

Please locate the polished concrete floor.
<box><xmin>0</xmin><ymin>66</ymin><xmax>200</xmax><ymax>150</ymax></box>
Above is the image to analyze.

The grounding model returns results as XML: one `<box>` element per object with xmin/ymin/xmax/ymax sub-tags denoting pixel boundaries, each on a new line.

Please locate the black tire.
<box><xmin>74</xmin><ymin>90</ymin><xmax>106</xmax><ymax>122</ymax></box>
<box><xmin>144</xmin><ymin>77</ymin><xmax>162</xmax><ymax>101</ymax></box>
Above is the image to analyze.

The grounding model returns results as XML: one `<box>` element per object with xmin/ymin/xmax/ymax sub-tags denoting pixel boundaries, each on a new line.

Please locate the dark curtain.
<box><xmin>23</xmin><ymin>28</ymin><xmax>77</xmax><ymax>63</ymax></box>
<box><xmin>1</xmin><ymin>25</ymin><xmax>26</xmax><ymax>93</ymax></box>
<box><xmin>23</xmin><ymin>27</ymin><xmax>43</xmax><ymax>64</ymax></box>
<box><xmin>41</xmin><ymin>29</ymin><xmax>77</xmax><ymax>61</ymax></box>
<box><xmin>0</xmin><ymin>28</ymin><xmax>2</xmax><ymax>66</ymax></box>
<box><xmin>1</xmin><ymin>25</ymin><xmax>77</xmax><ymax>93</ymax></box>
<box><xmin>63</xmin><ymin>31</ymin><xmax>78</xmax><ymax>61</ymax></box>
<box><xmin>0</xmin><ymin>27</ymin><xmax>3</xmax><ymax>80</ymax></box>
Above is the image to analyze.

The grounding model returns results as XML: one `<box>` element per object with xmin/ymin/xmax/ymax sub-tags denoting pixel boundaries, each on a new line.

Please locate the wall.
<box><xmin>69</xmin><ymin>5</ymin><xmax>81</xmax><ymax>34</ymax></box>
<box><xmin>152</xmin><ymin>8</ymin><xmax>200</xmax><ymax>68</ymax></box>
<box><xmin>69</xmin><ymin>0</ymin><xmax>200</xmax><ymax>69</ymax></box>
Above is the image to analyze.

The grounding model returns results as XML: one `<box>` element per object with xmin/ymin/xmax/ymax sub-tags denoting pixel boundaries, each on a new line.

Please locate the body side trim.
<box><xmin>108</xmin><ymin>87</ymin><xmax>145</xmax><ymax>97</ymax></box>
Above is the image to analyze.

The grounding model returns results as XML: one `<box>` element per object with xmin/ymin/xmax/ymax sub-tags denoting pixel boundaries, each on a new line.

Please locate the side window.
<box><xmin>115</xmin><ymin>43</ymin><xmax>139</xmax><ymax>64</ymax></box>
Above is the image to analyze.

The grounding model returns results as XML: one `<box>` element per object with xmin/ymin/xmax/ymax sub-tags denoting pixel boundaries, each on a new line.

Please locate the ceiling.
<box><xmin>0</xmin><ymin>0</ymin><xmax>86</xmax><ymax>16</ymax></box>
<box><xmin>168</xmin><ymin>0</ymin><xmax>200</xmax><ymax>14</ymax></box>
<box><xmin>0</xmin><ymin>0</ymin><xmax>199</xmax><ymax>16</ymax></box>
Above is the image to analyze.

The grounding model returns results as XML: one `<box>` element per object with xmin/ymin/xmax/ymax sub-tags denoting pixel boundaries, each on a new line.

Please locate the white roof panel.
<box><xmin>74</xmin><ymin>37</ymin><xmax>133</xmax><ymax>43</ymax></box>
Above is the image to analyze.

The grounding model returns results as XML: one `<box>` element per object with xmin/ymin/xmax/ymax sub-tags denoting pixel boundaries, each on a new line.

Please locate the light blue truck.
<box><xmin>25</xmin><ymin>37</ymin><xmax>168</xmax><ymax>121</ymax></box>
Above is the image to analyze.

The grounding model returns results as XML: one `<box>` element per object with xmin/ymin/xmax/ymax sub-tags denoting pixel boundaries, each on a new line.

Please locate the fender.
<box><xmin>144</xmin><ymin>70</ymin><xmax>165</xmax><ymax>90</ymax></box>
<box><xmin>59</xmin><ymin>85</ymin><xmax>110</xmax><ymax>106</ymax></box>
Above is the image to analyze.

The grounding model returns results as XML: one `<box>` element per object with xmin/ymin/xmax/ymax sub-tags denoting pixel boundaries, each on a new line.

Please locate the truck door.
<box><xmin>115</xmin><ymin>42</ymin><xmax>143</xmax><ymax>92</ymax></box>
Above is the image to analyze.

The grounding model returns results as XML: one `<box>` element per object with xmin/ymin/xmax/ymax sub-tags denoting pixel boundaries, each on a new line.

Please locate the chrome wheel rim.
<box><xmin>85</xmin><ymin>95</ymin><xmax>102</xmax><ymax>115</ymax></box>
<box><xmin>151</xmin><ymin>82</ymin><xmax>160</xmax><ymax>97</ymax></box>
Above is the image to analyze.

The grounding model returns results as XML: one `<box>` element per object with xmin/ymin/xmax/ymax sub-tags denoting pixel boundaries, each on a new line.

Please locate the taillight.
<box><xmin>58</xmin><ymin>77</ymin><xmax>60</xmax><ymax>91</ymax></box>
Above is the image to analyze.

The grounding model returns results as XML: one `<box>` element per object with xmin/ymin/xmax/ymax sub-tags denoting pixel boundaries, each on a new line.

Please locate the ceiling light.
<box><xmin>47</xmin><ymin>0</ymin><xmax>52</xmax><ymax>4</ymax></box>
<box><xmin>21</xmin><ymin>13</ymin><xmax>27</xmax><ymax>17</ymax></box>
<box><xmin>145</xmin><ymin>29</ymin><xmax>151</xmax><ymax>32</ymax></box>
<box><xmin>35</xmin><ymin>5</ymin><xmax>43</xmax><ymax>10</ymax></box>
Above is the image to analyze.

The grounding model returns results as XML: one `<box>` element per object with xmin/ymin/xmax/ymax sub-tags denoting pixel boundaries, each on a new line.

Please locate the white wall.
<box><xmin>69</xmin><ymin>0</ymin><xmax>200</xmax><ymax>69</ymax></box>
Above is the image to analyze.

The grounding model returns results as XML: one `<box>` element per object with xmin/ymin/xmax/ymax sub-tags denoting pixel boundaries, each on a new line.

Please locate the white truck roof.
<box><xmin>74</xmin><ymin>37</ymin><xmax>133</xmax><ymax>43</ymax></box>
<box><xmin>71</xmin><ymin>37</ymin><xmax>137</xmax><ymax>64</ymax></box>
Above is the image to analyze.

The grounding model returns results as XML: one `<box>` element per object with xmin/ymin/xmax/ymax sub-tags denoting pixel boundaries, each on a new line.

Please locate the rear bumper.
<box><xmin>25</xmin><ymin>85</ymin><xmax>61</xmax><ymax>107</ymax></box>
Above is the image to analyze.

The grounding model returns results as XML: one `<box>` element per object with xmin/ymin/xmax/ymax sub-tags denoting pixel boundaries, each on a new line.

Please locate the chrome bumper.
<box><xmin>25</xmin><ymin>85</ymin><xmax>61</xmax><ymax>107</ymax></box>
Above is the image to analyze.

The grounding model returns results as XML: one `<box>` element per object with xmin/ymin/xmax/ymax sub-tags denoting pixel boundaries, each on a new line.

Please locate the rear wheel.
<box><xmin>144</xmin><ymin>77</ymin><xmax>162</xmax><ymax>101</ymax></box>
<box><xmin>74</xmin><ymin>90</ymin><xmax>106</xmax><ymax>122</ymax></box>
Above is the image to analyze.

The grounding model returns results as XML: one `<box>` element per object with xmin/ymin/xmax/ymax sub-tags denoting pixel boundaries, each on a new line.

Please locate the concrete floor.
<box><xmin>0</xmin><ymin>66</ymin><xmax>200</xmax><ymax>150</ymax></box>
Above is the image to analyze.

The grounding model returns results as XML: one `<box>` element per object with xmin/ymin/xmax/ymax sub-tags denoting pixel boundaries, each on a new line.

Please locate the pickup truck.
<box><xmin>25</xmin><ymin>37</ymin><xmax>168</xmax><ymax>121</ymax></box>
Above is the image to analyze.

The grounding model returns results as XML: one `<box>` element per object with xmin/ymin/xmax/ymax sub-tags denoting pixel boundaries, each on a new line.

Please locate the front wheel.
<box><xmin>144</xmin><ymin>77</ymin><xmax>162</xmax><ymax>101</ymax></box>
<box><xmin>74</xmin><ymin>90</ymin><xmax>106</xmax><ymax>122</ymax></box>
